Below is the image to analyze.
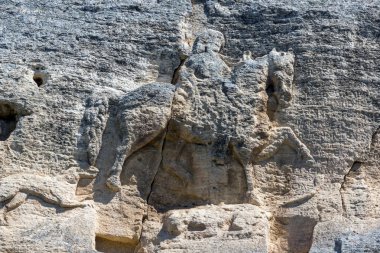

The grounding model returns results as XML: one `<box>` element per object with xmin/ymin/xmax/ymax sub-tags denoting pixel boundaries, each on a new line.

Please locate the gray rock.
<box><xmin>0</xmin><ymin>0</ymin><xmax>379</xmax><ymax>252</ymax></box>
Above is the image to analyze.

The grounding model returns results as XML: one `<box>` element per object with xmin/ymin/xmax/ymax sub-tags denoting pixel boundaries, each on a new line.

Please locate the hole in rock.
<box><xmin>187</xmin><ymin>221</ymin><xmax>207</xmax><ymax>231</ymax></box>
<box><xmin>33</xmin><ymin>76</ymin><xmax>44</xmax><ymax>86</ymax></box>
<box><xmin>0</xmin><ymin>103</ymin><xmax>19</xmax><ymax>141</ymax></box>
<box><xmin>33</xmin><ymin>73</ymin><xmax>47</xmax><ymax>87</ymax></box>
<box><xmin>350</xmin><ymin>161</ymin><xmax>362</xmax><ymax>172</ymax></box>
<box><xmin>95</xmin><ymin>236</ymin><xmax>136</xmax><ymax>253</ymax></box>
<box><xmin>32</xmin><ymin>64</ymin><xmax>48</xmax><ymax>87</ymax></box>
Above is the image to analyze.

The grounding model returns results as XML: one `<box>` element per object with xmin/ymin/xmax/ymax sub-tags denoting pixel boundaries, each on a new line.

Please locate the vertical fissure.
<box><xmin>137</xmin><ymin>100</ymin><xmax>175</xmax><ymax>251</ymax></box>
<box><xmin>171</xmin><ymin>57</ymin><xmax>187</xmax><ymax>85</ymax></box>
<box><xmin>339</xmin><ymin>161</ymin><xmax>362</xmax><ymax>216</ymax></box>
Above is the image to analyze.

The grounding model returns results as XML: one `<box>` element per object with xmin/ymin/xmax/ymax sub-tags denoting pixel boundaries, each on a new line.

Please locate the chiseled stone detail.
<box><xmin>0</xmin><ymin>1</ymin><xmax>379</xmax><ymax>252</ymax></box>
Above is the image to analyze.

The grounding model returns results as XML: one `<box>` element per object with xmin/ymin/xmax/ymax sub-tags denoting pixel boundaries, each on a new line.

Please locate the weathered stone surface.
<box><xmin>0</xmin><ymin>203</ymin><xmax>97</xmax><ymax>253</ymax></box>
<box><xmin>138</xmin><ymin>204</ymin><xmax>269</xmax><ymax>253</ymax></box>
<box><xmin>0</xmin><ymin>0</ymin><xmax>379</xmax><ymax>252</ymax></box>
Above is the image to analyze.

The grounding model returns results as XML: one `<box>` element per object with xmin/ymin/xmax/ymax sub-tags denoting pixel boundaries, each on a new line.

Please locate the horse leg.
<box><xmin>243</xmin><ymin>164</ymin><xmax>261</xmax><ymax>205</ymax></box>
<box><xmin>282</xmin><ymin>127</ymin><xmax>314</xmax><ymax>164</ymax></box>
<box><xmin>256</xmin><ymin>127</ymin><xmax>314</xmax><ymax>164</ymax></box>
<box><xmin>230</xmin><ymin>143</ymin><xmax>262</xmax><ymax>205</ymax></box>
<box><xmin>106</xmin><ymin>142</ymin><xmax>132</xmax><ymax>192</ymax></box>
<box><xmin>106</xmin><ymin>127</ymin><xmax>166</xmax><ymax>192</ymax></box>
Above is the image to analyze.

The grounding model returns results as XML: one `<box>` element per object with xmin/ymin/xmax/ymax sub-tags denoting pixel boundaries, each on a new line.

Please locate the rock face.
<box><xmin>0</xmin><ymin>1</ymin><xmax>379</xmax><ymax>253</ymax></box>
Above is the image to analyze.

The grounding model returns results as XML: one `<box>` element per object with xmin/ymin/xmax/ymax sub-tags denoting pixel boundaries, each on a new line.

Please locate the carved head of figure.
<box><xmin>192</xmin><ymin>29</ymin><xmax>225</xmax><ymax>54</ymax></box>
<box><xmin>268</xmin><ymin>49</ymin><xmax>295</xmax><ymax>108</ymax></box>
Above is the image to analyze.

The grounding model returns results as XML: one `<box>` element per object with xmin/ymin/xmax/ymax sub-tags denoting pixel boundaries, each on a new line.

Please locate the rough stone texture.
<box><xmin>137</xmin><ymin>204</ymin><xmax>269</xmax><ymax>253</ymax></box>
<box><xmin>0</xmin><ymin>0</ymin><xmax>379</xmax><ymax>253</ymax></box>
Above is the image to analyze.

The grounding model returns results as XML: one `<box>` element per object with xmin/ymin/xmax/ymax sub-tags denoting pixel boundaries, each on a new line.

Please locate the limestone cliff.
<box><xmin>0</xmin><ymin>1</ymin><xmax>379</xmax><ymax>252</ymax></box>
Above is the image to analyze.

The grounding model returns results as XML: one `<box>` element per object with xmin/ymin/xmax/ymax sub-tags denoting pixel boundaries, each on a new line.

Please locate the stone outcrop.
<box><xmin>0</xmin><ymin>1</ymin><xmax>379</xmax><ymax>252</ymax></box>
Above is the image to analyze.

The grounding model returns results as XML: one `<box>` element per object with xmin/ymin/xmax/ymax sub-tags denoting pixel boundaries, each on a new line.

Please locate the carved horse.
<box><xmin>84</xmin><ymin>30</ymin><xmax>314</xmax><ymax>201</ymax></box>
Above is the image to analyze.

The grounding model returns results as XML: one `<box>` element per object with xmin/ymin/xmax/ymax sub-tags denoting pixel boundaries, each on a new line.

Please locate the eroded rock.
<box><xmin>138</xmin><ymin>204</ymin><xmax>269</xmax><ymax>253</ymax></box>
<box><xmin>0</xmin><ymin>0</ymin><xmax>379</xmax><ymax>252</ymax></box>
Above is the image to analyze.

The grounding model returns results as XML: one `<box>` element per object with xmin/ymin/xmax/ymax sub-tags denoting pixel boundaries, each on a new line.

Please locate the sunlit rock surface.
<box><xmin>0</xmin><ymin>0</ymin><xmax>379</xmax><ymax>252</ymax></box>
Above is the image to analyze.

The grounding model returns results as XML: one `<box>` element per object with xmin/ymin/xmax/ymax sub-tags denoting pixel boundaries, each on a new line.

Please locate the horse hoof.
<box><xmin>246</xmin><ymin>191</ymin><xmax>262</xmax><ymax>206</ymax></box>
<box><xmin>106</xmin><ymin>176</ymin><xmax>121</xmax><ymax>192</ymax></box>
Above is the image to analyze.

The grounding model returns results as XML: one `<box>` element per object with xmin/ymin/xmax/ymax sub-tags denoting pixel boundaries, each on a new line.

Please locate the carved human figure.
<box><xmin>185</xmin><ymin>29</ymin><xmax>230</xmax><ymax>79</ymax></box>
<box><xmin>170</xmin><ymin>29</ymin><xmax>314</xmax><ymax>204</ymax></box>
<box><xmin>82</xmin><ymin>96</ymin><xmax>109</xmax><ymax>167</ymax></box>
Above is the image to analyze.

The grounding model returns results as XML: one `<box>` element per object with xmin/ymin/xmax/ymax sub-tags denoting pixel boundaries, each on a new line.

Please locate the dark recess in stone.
<box><xmin>95</xmin><ymin>236</ymin><xmax>136</xmax><ymax>253</ymax></box>
<box><xmin>0</xmin><ymin>103</ymin><xmax>19</xmax><ymax>141</ymax></box>
<box><xmin>350</xmin><ymin>161</ymin><xmax>362</xmax><ymax>172</ymax></box>
<box><xmin>334</xmin><ymin>238</ymin><xmax>342</xmax><ymax>253</ymax></box>
<box><xmin>32</xmin><ymin>65</ymin><xmax>48</xmax><ymax>87</ymax></box>
<box><xmin>271</xmin><ymin>215</ymin><xmax>318</xmax><ymax>253</ymax></box>
<box><xmin>266</xmin><ymin>82</ymin><xmax>278</xmax><ymax>121</ymax></box>
<box><xmin>171</xmin><ymin>56</ymin><xmax>187</xmax><ymax>85</ymax></box>
<box><xmin>33</xmin><ymin>76</ymin><xmax>44</xmax><ymax>87</ymax></box>
<box><xmin>187</xmin><ymin>221</ymin><xmax>207</xmax><ymax>231</ymax></box>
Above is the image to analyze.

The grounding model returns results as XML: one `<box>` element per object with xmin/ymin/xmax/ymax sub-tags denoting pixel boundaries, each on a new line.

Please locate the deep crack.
<box><xmin>339</xmin><ymin>161</ymin><xmax>362</xmax><ymax>216</ymax></box>
<box><xmin>138</xmin><ymin>99</ymin><xmax>174</xmax><ymax>249</ymax></box>
<box><xmin>145</xmin><ymin>90</ymin><xmax>176</xmax><ymax>218</ymax></box>
<box><xmin>171</xmin><ymin>56</ymin><xmax>187</xmax><ymax>85</ymax></box>
<box><xmin>146</xmin><ymin>122</ymin><xmax>170</xmax><ymax>210</ymax></box>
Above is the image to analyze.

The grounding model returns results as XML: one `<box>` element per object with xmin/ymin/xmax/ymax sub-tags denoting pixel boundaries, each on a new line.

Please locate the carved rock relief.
<box><xmin>81</xmin><ymin>83</ymin><xmax>175</xmax><ymax>192</ymax></box>
<box><xmin>150</xmin><ymin>29</ymin><xmax>315</xmax><ymax>208</ymax></box>
<box><xmin>80</xmin><ymin>29</ymin><xmax>315</xmax><ymax>211</ymax></box>
<box><xmin>0</xmin><ymin>28</ymin><xmax>318</xmax><ymax>251</ymax></box>
<box><xmin>0</xmin><ymin>168</ymin><xmax>87</xmax><ymax>225</ymax></box>
<box><xmin>137</xmin><ymin>204</ymin><xmax>269</xmax><ymax>253</ymax></box>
